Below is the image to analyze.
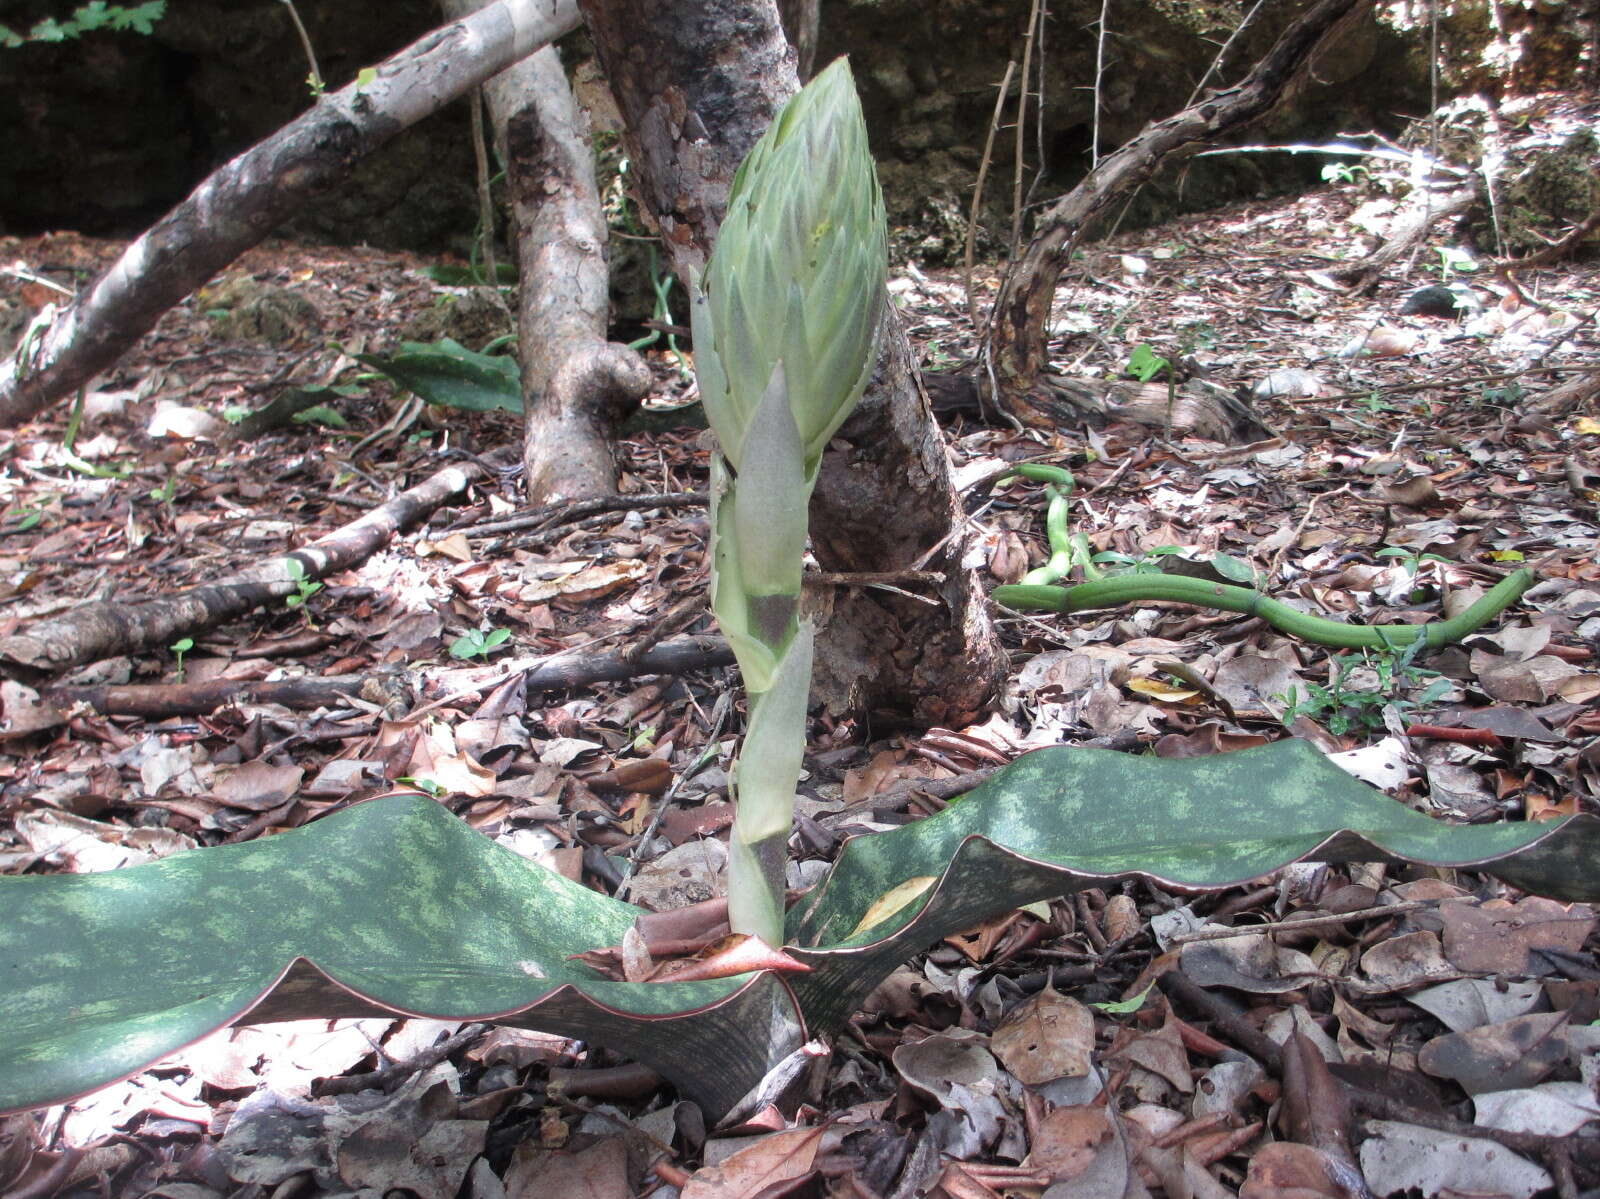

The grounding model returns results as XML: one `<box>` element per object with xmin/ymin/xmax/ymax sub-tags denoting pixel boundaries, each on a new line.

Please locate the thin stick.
<box><xmin>469</xmin><ymin>88</ymin><xmax>507</xmax><ymax>311</ymax></box>
<box><xmin>461</xmin><ymin>490</ymin><xmax>707</xmax><ymax>537</ymax></box>
<box><xmin>315</xmin><ymin>1024</ymin><xmax>487</xmax><ymax>1096</ymax></box>
<box><xmin>1090</xmin><ymin>0</ymin><xmax>1111</xmax><ymax>169</ymax></box>
<box><xmin>1168</xmin><ymin>900</ymin><xmax>1430</xmax><ymax>944</ymax></box>
<box><xmin>964</xmin><ymin>60</ymin><xmax>1018</xmax><ymax>329</ymax></box>
<box><xmin>1011</xmin><ymin>0</ymin><xmax>1043</xmax><ymax>255</ymax></box>
<box><xmin>1183</xmin><ymin>0</ymin><xmax>1268</xmax><ymax>106</ymax></box>
<box><xmin>1268</xmin><ymin>482</ymin><xmax>1347</xmax><ymax>581</ymax></box>
<box><xmin>280</xmin><ymin>0</ymin><xmax>324</xmax><ymax>95</ymax></box>
<box><xmin>620</xmin><ymin>689</ymin><xmax>734</xmax><ymax>889</ymax></box>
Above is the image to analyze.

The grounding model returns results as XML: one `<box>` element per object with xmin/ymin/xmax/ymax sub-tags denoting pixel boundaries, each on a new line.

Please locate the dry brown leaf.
<box><xmin>991</xmin><ymin>985</ymin><xmax>1095</xmax><ymax>1085</ymax></box>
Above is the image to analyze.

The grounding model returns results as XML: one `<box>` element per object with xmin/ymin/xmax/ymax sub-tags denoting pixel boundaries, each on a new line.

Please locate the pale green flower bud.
<box><xmin>692</xmin><ymin>57</ymin><xmax>887</xmax><ymax>476</ymax></box>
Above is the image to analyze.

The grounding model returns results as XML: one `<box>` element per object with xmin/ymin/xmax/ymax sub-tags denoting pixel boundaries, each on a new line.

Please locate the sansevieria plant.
<box><xmin>1</xmin><ymin>59</ymin><xmax>1592</xmax><ymax>1126</ymax></box>
<box><xmin>691</xmin><ymin>58</ymin><xmax>887</xmax><ymax>945</ymax></box>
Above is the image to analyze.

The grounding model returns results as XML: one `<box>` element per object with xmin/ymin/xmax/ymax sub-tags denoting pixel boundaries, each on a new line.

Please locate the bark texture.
<box><xmin>443</xmin><ymin>0</ymin><xmax>651</xmax><ymax>502</ymax></box>
<box><xmin>580</xmin><ymin>0</ymin><xmax>1005</xmax><ymax>725</ymax></box>
<box><xmin>776</xmin><ymin>0</ymin><xmax>820</xmax><ymax>79</ymax></box>
<box><xmin>0</xmin><ymin>0</ymin><xmax>580</xmax><ymax>430</ymax></box>
<box><xmin>984</xmin><ymin>0</ymin><xmax>1373</xmax><ymax>427</ymax></box>
<box><xmin>0</xmin><ymin>462</ymin><xmax>482</xmax><ymax>679</ymax></box>
<box><xmin>50</xmin><ymin>636</ymin><xmax>734</xmax><ymax>716</ymax></box>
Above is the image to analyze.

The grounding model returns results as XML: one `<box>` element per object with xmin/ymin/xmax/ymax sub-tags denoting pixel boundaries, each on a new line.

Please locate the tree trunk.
<box><xmin>442</xmin><ymin>1</ymin><xmax>650</xmax><ymax>503</ymax></box>
<box><xmin>0</xmin><ymin>0</ymin><xmax>580</xmax><ymax>431</ymax></box>
<box><xmin>983</xmin><ymin>0</ymin><xmax>1372</xmax><ymax>428</ymax></box>
<box><xmin>776</xmin><ymin>0</ymin><xmax>820</xmax><ymax>80</ymax></box>
<box><xmin>579</xmin><ymin>0</ymin><xmax>1005</xmax><ymax>726</ymax></box>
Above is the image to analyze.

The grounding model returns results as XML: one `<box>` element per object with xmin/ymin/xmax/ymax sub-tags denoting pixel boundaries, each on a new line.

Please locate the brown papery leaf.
<box><xmin>991</xmin><ymin>985</ymin><xmax>1094</xmax><ymax>1085</ymax></box>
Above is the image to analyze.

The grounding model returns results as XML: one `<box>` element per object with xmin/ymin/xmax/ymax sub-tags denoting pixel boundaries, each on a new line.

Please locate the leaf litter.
<box><xmin>1</xmin><ymin>113</ymin><xmax>1599</xmax><ymax>1198</ymax></box>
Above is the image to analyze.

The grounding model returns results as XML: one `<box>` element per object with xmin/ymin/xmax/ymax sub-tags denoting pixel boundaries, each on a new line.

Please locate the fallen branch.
<box><xmin>314</xmin><ymin>1024</ymin><xmax>487</xmax><ymax>1097</ymax></box>
<box><xmin>48</xmin><ymin>636</ymin><xmax>736</xmax><ymax>716</ymax></box>
<box><xmin>983</xmin><ymin>0</ymin><xmax>1374</xmax><ymax>424</ymax></box>
<box><xmin>1329</xmin><ymin>182</ymin><xmax>1478</xmax><ymax>292</ymax></box>
<box><xmin>460</xmin><ymin>490</ymin><xmax>708</xmax><ymax>538</ymax></box>
<box><xmin>1</xmin><ymin>461</ymin><xmax>482</xmax><ymax>678</ymax></box>
<box><xmin>0</xmin><ymin>0</ymin><xmax>580</xmax><ymax>429</ymax></box>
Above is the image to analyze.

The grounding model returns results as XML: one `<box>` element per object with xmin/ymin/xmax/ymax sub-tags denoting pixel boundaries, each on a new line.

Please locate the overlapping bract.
<box><xmin>691</xmin><ymin>57</ymin><xmax>888</xmax><ymax>478</ymax></box>
<box><xmin>692</xmin><ymin>59</ymin><xmax>888</xmax><ymax>943</ymax></box>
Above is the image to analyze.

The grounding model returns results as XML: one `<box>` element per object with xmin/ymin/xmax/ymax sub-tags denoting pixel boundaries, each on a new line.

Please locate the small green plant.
<box><xmin>283</xmin><ymin>559</ymin><xmax>322</xmax><ymax>610</ymax></box>
<box><xmin>3</xmin><ymin>500</ymin><xmax>49</xmax><ymax>532</ymax></box>
<box><xmin>449</xmin><ymin>627</ymin><xmax>511</xmax><ymax>660</ymax></box>
<box><xmin>1123</xmin><ymin>342</ymin><xmax>1172</xmax><ymax>383</ymax></box>
<box><xmin>169</xmin><ymin>637</ymin><xmax>194</xmax><ymax>684</ymax></box>
<box><xmin>148</xmin><ymin>474</ymin><xmax>177</xmax><ymax>505</ymax></box>
<box><xmin>1277</xmin><ymin>642</ymin><xmax>1451</xmax><ymax>738</ymax></box>
<box><xmin>1</xmin><ymin>1</ymin><xmax>164</xmax><ymax>47</ymax></box>
<box><xmin>1433</xmin><ymin>245</ymin><xmax>1477</xmax><ymax>281</ymax></box>
<box><xmin>1176</xmin><ymin>320</ymin><xmax>1218</xmax><ymax>352</ymax></box>
<box><xmin>1375</xmin><ymin>546</ymin><xmax>1450</xmax><ymax>577</ymax></box>
<box><xmin>1320</xmin><ymin>160</ymin><xmax>1370</xmax><ymax>185</ymax></box>
<box><xmin>1478</xmin><ymin>381</ymin><xmax>1525</xmax><ymax>409</ymax></box>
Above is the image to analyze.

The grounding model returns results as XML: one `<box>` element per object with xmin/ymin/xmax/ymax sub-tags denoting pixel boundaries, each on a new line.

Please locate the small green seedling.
<box><xmin>1434</xmin><ymin>246</ymin><xmax>1477</xmax><ymax>281</ymax></box>
<box><xmin>170</xmin><ymin>637</ymin><xmax>194</xmax><ymax>684</ymax></box>
<box><xmin>283</xmin><ymin>559</ymin><xmax>322</xmax><ymax>610</ymax></box>
<box><xmin>3</xmin><ymin>501</ymin><xmax>48</xmax><ymax>532</ymax></box>
<box><xmin>1375</xmin><ymin>546</ymin><xmax>1451</xmax><ymax>601</ymax></box>
<box><xmin>1277</xmin><ymin>642</ymin><xmax>1451</xmax><ymax>738</ymax></box>
<box><xmin>1092</xmin><ymin>983</ymin><xmax>1154</xmax><ymax>1015</ymax></box>
<box><xmin>396</xmin><ymin>776</ymin><xmax>446</xmax><ymax>798</ymax></box>
<box><xmin>1320</xmin><ymin>161</ymin><xmax>1370</xmax><ymax>185</ymax></box>
<box><xmin>1123</xmin><ymin>343</ymin><xmax>1171</xmax><ymax>383</ymax></box>
<box><xmin>148</xmin><ymin>474</ymin><xmax>177</xmax><ymax>505</ymax></box>
<box><xmin>449</xmin><ymin>627</ymin><xmax>511</xmax><ymax>661</ymax></box>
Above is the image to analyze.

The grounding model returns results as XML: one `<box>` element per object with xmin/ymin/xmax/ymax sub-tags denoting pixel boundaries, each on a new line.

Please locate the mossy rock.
<box><xmin>200</xmin><ymin>277</ymin><xmax>322</xmax><ymax>348</ymax></box>
<box><xmin>1500</xmin><ymin>129</ymin><xmax>1600</xmax><ymax>254</ymax></box>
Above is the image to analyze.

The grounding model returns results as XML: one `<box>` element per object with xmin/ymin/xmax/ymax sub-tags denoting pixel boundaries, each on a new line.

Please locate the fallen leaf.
<box><xmin>1359</xmin><ymin>1119</ymin><xmax>1550</xmax><ymax>1199</ymax></box>
<box><xmin>682</xmin><ymin>1125</ymin><xmax>824</xmax><ymax>1199</ymax></box>
<box><xmin>848</xmin><ymin>875</ymin><xmax>936</xmax><ymax>939</ymax></box>
<box><xmin>991</xmin><ymin>986</ymin><xmax>1094</xmax><ymax>1085</ymax></box>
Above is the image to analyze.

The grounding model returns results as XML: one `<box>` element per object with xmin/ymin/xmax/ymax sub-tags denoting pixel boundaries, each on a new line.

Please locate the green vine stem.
<box><xmin>994</xmin><ymin>569</ymin><xmax>1535</xmax><ymax>649</ymax></box>
<box><xmin>994</xmin><ymin>463</ymin><xmax>1535</xmax><ymax>650</ymax></box>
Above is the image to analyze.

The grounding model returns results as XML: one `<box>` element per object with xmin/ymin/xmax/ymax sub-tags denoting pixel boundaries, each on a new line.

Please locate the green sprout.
<box><xmin>449</xmin><ymin>627</ymin><xmax>511</xmax><ymax>661</ymax></box>
<box><xmin>691</xmin><ymin>59</ymin><xmax>887</xmax><ymax>945</ymax></box>
<box><xmin>170</xmin><ymin>636</ymin><xmax>194</xmax><ymax>684</ymax></box>
<box><xmin>283</xmin><ymin>559</ymin><xmax>322</xmax><ymax>610</ymax></box>
<box><xmin>1123</xmin><ymin>342</ymin><xmax>1171</xmax><ymax>383</ymax></box>
<box><xmin>1276</xmin><ymin>642</ymin><xmax>1451</xmax><ymax>739</ymax></box>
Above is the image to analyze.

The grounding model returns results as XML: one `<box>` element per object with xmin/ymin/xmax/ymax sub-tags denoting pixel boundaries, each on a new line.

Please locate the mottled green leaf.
<box><xmin>0</xmin><ymin>795</ymin><xmax>794</xmax><ymax>1118</ymax></box>
<box><xmin>781</xmin><ymin>739</ymin><xmax>1599</xmax><ymax>1032</ymax></box>
<box><xmin>357</xmin><ymin>338</ymin><xmax>521</xmax><ymax>413</ymax></box>
<box><xmin>3</xmin><ymin>740</ymin><xmax>1594</xmax><ymax>1122</ymax></box>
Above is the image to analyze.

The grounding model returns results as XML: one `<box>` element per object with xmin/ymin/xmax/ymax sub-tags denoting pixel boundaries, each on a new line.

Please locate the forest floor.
<box><xmin>1</xmin><ymin>150</ymin><xmax>1598</xmax><ymax>1199</ymax></box>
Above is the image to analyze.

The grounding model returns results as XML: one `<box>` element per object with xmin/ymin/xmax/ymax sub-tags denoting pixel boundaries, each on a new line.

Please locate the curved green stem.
<box><xmin>994</xmin><ymin>569</ymin><xmax>1535</xmax><ymax>650</ymax></box>
<box><xmin>1006</xmin><ymin>464</ymin><xmax>1080</xmax><ymax>587</ymax></box>
<box><xmin>1021</xmin><ymin>485</ymin><xmax>1074</xmax><ymax>585</ymax></box>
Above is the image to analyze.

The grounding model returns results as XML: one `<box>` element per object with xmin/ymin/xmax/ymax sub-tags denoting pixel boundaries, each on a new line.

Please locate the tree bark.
<box><xmin>983</xmin><ymin>0</ymin><xmax>1373</xmax><ymax>428</ymax></box>
<box><xmin>776</xmin><ymin>0</ymin><xmax>820</xmax><ymax>80</ymax></box>
<box><xmin>442</xmin><ymin>1</ymin><xmax>651</xmax><ymax>503</ymax></box>
<box><xmin>0</xmin><ymin>461</ymin><xmax>483</xmax><ymax>679</ymax></box>
<box><xmin>579</xmin><ymin>0</ymin><xmax>1005</xmax><ymax>726</ymax></box>
<box><xmin>49</xmin><ymin>635</ymin><xmax>735</xmax><ymax>717</ymax></box>
<box><xmin>0</xmin><ymin>0</ymin><xmax>580</xmax><ymax>431</ymax></box>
